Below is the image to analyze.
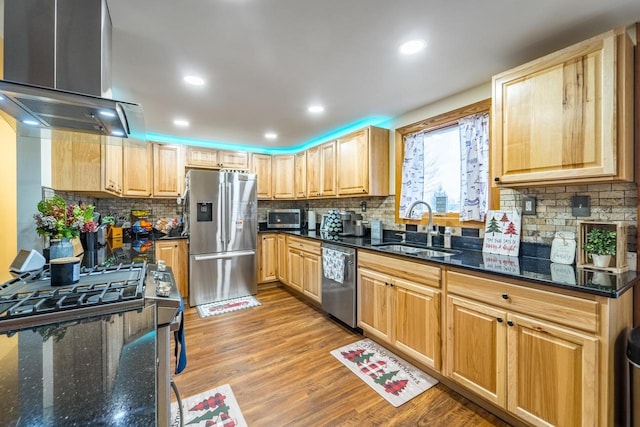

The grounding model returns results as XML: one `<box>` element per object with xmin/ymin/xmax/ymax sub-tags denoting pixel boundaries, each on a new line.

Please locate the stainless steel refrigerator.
<box><xmin>187</xmin><ymin>169</ymin><xmax>257</xmax><ymax>307</ymax></box>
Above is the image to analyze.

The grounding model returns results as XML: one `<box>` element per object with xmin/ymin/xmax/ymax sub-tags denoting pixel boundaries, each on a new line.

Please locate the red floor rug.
<box><xmin>171</xmin><ymin>383</ymin><xmax>247</xmax><ymax>427</ymax></box>
<box><xmin>331</xmin><ymin>338</ymin><xmax>439</xmax><ymax>407</ymax></box>
<box><xmin>196</xmin><ymin>295</ymin><xmax>261</xmax><ymax>318</ymax></box>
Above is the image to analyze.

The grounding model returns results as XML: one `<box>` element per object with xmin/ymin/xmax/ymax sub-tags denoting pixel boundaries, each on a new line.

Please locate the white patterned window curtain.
<box><xmin>458</xmin><ymin>112</ymin><xmax>490</xmax><ymax>222</ymax></box>
<box><xmin>399</xmin><ymin>132</ymin><xmax>425</xmax><ymax>219</ymax></box>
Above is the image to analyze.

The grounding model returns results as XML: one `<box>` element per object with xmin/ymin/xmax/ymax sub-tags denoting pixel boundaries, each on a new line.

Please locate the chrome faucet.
<box><xmin>406</xmin><ymin>200</ymin><xmax>439</xmax><ymax>247</ymax></box>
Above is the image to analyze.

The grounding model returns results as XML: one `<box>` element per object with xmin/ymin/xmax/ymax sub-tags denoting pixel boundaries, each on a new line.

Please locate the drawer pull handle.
<box><xmin>507</xmin><ymin>320</ymin><xmax>514</xmax><ymax>327</ymax></box>
<box><xmin>496</xmin><ymin>317</ymin><xmax>503</xmax><ymax>323</ymax></box>
<box><xmin>501</xmin><ymin>293</ymin><xmax>509</xmax><ymax>300</ymax></box>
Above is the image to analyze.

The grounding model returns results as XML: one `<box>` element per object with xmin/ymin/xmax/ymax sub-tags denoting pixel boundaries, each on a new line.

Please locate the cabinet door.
<box><xmin>393</xmin><ymin>278</ymin><xmax>441</xmax><ymax>370</ymax></box>
<box><xmin>445</xmin><ymin>295</ymin><xmax>507</xmax><ymax>408</ymax></box>
<box><xmin>155</xmin><ymin>240</ymin><xmax>188</xmax><ymax>298</ymax></box>
<box><xmin>51</xmin><ymin>131</ymin><xmax>102</xmax><ymax>192</ymax></box>
<box><xmin>219</xmin><ymin>150</ymin><xmax>249</xmax><ymax>169</ymax></box>
<box><xmin>277</xmin><ymin>234</ymin><xmax>288</xmax><ymax>283</ymax></box>
<box><xmin>186</xmin><ymin>146</ymin><xmax>218</xmax><ymax>168</ymax></box>
<box><xmin>272</xmin><ymin>155</ymin><xmax>295</xmax><ymax>199</ymax></box>
<box><xmin>506</xmin><ymin>313</ymin><xmax>598</xmax><ymax>427</ymax></box>
<box><xmin>492</xmin><ymin>29</ymin><xmax>632</xmax><ymax>185</ymax></box>
<box><xmin>153</xmin><ymin>143</ymin><xmax>184</xmax><ymax>197</ymax></box>
<box><xmin>122</xmin><ymin>139</ymin><xmax>152</xmax><ymax>197</ymax></box>
<box><xmin>306</xmin><ymin>146</ymin><xmax>321</xmax><ymax>197</ymax></box>
<box><xmin>320</xmin><ymin>141</ymin><xmax>337</xmax><ymax>197</ymax></box>
<box><xmin>357</xmin><ymin>268</ymin><xmax>392</xmax><ymax>343</ymax></box>
<box><xmin>294</xmin><ymin>151</ymin><xmax>307</xmax><ymax>198</ymax></box>
<box><xmin>287</xmin><ymin>249</ymin><xmax>304</xmax><ymax>292</ymax></box>
<box><xmin>251</xmin><ymin>154</ymin><xmax>272</xmax><ymax>199</ymax></box>
<box><xmin>258</xmin><ymin>234</ymin><xmax>277</xmax><ymax>283</ymax></box>
<box><xmin>302</xmin><ymin>252</ymin><xmax>321</xmax><ymax>303</ymax></box>
<box><xmin>337</xmin><ymin>128</ymin><xmax>369</xmax><ymax>195</ymax></box>
<box><xmin>103</xmin><ymin>136</ymin><xmax>122</xmax><ymax>195</ymax></box>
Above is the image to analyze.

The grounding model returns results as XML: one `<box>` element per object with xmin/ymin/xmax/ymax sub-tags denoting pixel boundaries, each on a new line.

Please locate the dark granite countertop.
<box><xmin>261</xmin><ymin>229</ymin><xmax>640</xmax><ymax>298</ymax></box>
<box><xmin>81</xmin><ymin>235</ymin><xmax>187</xmax><ymax>269</ymax></box>
<box><xmin>0</xmin><ymin>305</ymin><xmax>157</xmax><ymax>426</ymax></box>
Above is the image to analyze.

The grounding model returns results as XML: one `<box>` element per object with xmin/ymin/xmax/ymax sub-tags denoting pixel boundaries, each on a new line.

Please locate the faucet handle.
<box><xmin>395</xmin><ymin>232</ymin><xmax>407</xmax><ymax>242</ymax></box>
<box><xmin>430</xmin><ymin>225</ymin><xmax>440</xmax><ymax>236</ymax></box>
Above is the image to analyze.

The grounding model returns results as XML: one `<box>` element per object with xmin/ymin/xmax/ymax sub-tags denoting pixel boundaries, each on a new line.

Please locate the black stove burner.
<box><xmin>0</xmin><ymin>263</ymin><xmax>147</xmax><ymax>333</ymax></box>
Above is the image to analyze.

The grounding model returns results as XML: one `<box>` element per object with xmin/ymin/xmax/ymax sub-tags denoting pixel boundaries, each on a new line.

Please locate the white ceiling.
<box><xmin>106</xmin><ymin>0</ymin><xmax>640</xmax><ymax>150</ymax></box>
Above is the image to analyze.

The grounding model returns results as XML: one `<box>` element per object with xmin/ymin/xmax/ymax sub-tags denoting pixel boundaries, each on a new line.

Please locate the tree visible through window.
<box><xmin>423</xmin><ymin>125</ymin><xmax>460</xmax><ymax>214</ymax></box>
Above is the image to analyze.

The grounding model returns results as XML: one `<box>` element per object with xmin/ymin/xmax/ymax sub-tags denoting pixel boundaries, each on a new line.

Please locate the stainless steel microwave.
<box><xmin>267</xmin><ymin>209</ymin><xmax>303</xmax><ymax>229</ymax></box>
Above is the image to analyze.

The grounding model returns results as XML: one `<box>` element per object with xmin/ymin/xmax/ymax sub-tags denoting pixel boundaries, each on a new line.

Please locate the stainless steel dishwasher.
<box><xmin>321</xmin><ymin>243</ymin><xmax>357</xmax><ymax>327</ymax></box>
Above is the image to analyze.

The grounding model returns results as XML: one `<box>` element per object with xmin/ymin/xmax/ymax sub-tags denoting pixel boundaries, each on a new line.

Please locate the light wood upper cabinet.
<box><xmin>103</xmin><ymin>137</ymin><xmax>123</xmax><ymax>195</ymax></box>
<box><xmin>186</xmin><ymin>146</ymin><xmax>249</xmax><ymax>170</ymax></box>
<box><xmin>337</xmin><ymin>126</ymin><xmax>389</xmax><ymax>196</ymax></box>
<box><xmin>152</xmin><ymin>143</ymin><xmax>184</xmax><ymax>197</ymax></box>
<box><xmin>122</xmin><ymin>139</ymin><xmax>152</xmax><ymax>197</ymax></box>
<box><xmin>258</xmin><ymin>233</ymin><xmax>278</xmax><ymax>283</ymax></box>
<box><xmin>251</xmin><ymin>153</ymin><xmax>273</xmax><ymax>200</ymax></box>
<box><xmin>294</xmin><ymin>151</ymin><xmax>307</xmax><ymax>198</ymax></box>
<box><xmin>51</xmin><ymin>131</ymin><xmax>121</xmax><ymax>196</ymax></box>
<box><xmin>273</xmin><ymin>155</ymin><xmax>295</xmax><ymax>199</ymax></box>
<box><xmin>492</xmin><ymin>27</ymin><xmax>634</xmax><ymax>186</ymax></box>
<box><xmin>155</xmin><ymin>239</ymin><xmax>188</xmax><ymax>299</ymax></box>
<box><xmin>307</xmin><ymin>141</ymin><xmax>336</xmax><ymax>198</ymax></box>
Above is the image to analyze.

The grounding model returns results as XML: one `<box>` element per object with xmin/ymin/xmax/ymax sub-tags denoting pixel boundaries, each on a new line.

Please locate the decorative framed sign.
<box><xmin>482</xmin><ymin>210</ymin><xmax>521</xmax><ymax>256</ymax></box>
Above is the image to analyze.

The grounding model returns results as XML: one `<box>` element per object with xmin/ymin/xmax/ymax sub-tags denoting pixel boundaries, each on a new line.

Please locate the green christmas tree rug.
<box><xmin>330</xmin><ymin>339</ymin><xmax>438</xmax><ymax>407</ymax></box>
<box><xmin>171</xmin><ymin>383</ymin><xmax>247</xmax><ymax>427</ymax></box>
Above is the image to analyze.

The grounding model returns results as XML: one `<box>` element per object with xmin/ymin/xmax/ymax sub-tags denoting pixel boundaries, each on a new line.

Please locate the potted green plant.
<box><xmin>582</xmin><ymin>228</ymin><xmax>617</xmax><ymax>268</ymax></box>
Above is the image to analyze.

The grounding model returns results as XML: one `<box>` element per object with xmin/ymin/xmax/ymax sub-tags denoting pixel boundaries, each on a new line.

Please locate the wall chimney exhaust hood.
<box><xmin>1</xmin><ymin>0</ymin><xmax>145</xmax><ymax>138</ymax></box>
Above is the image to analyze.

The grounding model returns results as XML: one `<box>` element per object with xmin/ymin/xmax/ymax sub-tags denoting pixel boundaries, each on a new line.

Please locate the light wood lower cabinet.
<box><xmin>258</xmin><ymin>233</ymin><xmax>277</xmax><ymax>283</ymax></box>
<box><xmin>286</xmin><ymin>236</ymin><xmax>321</xmax><ymax>303</ymax></box>
<box><xmin>357</xmin><ymin>251</ymin><xmax>442</xmax><ymax>370</ymax></box>
<box><xmin>445</xmin><ymin>269</ymin><xmax>628</xmax><ymax>427</ymax></box>
<box><xmin>154</xmin><ymin>239</ymin><xmax>188</xmax><ymax>299</ymax></box>
<box><xmin>276</xmin><ymin>234</ymin><xmax>288</xmax><ymax>284</ymax></box>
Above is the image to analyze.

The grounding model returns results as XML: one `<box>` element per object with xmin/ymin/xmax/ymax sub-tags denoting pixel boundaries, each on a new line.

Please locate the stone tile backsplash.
<box><xmin>57</xmin><ymin>180</ymin><xmax>637</xmax><ymax>254</ymax></box>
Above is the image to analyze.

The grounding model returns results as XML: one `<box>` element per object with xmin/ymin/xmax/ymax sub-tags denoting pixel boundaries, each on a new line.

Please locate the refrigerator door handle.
<box><xmin>219</xmin><ymin>181</ymin><xmax>226</xmax><ymax>246</ymax></box>
<box><xmin>226</xmin><ymin>182</ymin><xmax>232</xmax><ymax>245</ymax></box>
<box><xmin>193</xmin><ymin>250</ymin><xmax>256</xmax><ymax>261</ymax></box>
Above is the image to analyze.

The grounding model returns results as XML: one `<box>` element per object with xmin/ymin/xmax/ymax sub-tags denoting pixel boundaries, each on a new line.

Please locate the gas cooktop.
<box><xmin>0</xmin><ymin>263</ymin><xmax>147</xmax><ymax>333</ymax></box>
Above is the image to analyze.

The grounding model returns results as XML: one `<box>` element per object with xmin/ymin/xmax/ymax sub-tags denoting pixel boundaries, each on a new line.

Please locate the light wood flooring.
<box><xmin>173</xmin><ymin>286</ymin><xmax>511</xmax><ymax>426</ymax></box>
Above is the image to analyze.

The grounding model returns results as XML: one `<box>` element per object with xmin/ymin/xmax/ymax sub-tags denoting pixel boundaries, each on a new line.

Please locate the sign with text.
<box><xmin>482</xmin><ymin>210</ymin><xmax>521</xmax><ymax>256</ymax></box>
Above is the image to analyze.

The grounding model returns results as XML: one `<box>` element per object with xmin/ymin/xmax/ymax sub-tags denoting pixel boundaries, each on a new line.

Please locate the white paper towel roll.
<box><xmin>308</xmin><ymin>211</ymin><xmax>316</xmax><ymax>230</ymax></box>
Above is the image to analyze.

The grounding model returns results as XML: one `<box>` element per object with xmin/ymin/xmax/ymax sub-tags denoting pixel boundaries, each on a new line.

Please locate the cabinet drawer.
<box><xmin>288</xmin><ymin>236</ymin><xmax>321</xmax><ymax>255</ymax></box>
<box><xmin>358</xmin><ymin>250</ymin><xmax>441</xmax><ymax>288</ymax></box>
<box><xmin>446</xmin><ymin>271</ymin><xmax>599</xmax><ymax>333</ymax></box>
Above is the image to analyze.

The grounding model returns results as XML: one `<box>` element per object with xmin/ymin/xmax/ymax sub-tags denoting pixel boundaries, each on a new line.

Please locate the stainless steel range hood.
<box><xmin>1</xmin><ymin>0</ymin><xmax>145</xmax><ymax>138</ymax></box>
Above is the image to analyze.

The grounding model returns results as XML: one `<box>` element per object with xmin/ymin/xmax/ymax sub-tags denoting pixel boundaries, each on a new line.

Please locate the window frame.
<box><xmin>394</xmin><ymin>98</ymin><xmax>496</xmax><ymax>228</ymax></box>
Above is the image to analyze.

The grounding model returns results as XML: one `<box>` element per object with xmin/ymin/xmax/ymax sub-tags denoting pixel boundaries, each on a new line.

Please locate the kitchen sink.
<box><xmin>373</xmin><ymin>244</ymin><xmax>458</xmax><ymax>258</ymax></box>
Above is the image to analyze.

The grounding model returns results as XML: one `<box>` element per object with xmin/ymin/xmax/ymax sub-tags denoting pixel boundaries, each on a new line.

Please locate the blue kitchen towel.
<box><xmin>174</xmin><ymin>295</ymin><xmax>187</xmax><ymax>374</ymax></box>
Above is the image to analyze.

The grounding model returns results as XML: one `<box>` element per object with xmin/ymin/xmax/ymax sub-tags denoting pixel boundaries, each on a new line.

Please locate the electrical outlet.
<box><xmin>449</xmin><ymin>227</ymin><xmax>462</xmax><ymax>236</ymax></box>
<box><xmin>627</xmin><ymin>252</ymin><xmax>637</xmax><ymax>270</ymax></box>
<box><xmin>417</xmin><ymin>224</ymin><xmax>429</xmax><ymax>233</ymax></box>
<box><xmin>478</xmin><ymin>228</ymin><xmax>485</xmax><ymax>239</ymax></box>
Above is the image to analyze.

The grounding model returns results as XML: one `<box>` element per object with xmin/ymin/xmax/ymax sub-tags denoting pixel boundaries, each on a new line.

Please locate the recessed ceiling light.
<box><xmin>264</xmin><ymin>132</ymin><xmax>278</xmax><ymax>140</ymax></box>
<box><xmin>173</xmin><ymin>119</ymin><xmax>190</xmax><ymax>127</ymax></box>
<box><xmin>183</xmin><ymin>75</ymin><xmax>205</xmax><ymax>86</ymax></box>
<box><xmin>399</xmin><ymin>39</ymin><xmax>426</xmax><ymax>55</ymax></box>
<box><xmin>308</xmin><ymin>105</ymin><xmax>325</xmax><ymax>113</ymax></box>
<box><xmin>22</xmin><ymin>119</ymin><xmax>39</xmax><ymax>126</ymax></box>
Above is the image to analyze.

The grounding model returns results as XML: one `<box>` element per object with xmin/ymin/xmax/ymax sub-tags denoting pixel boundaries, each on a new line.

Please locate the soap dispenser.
<box><xmin>444</xmin><ymin>227</ymin><xmax>452</xmax><ymax>249</ymax></box>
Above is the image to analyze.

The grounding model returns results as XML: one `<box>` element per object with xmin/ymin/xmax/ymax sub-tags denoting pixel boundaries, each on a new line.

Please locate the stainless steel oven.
<box><xmin>267</xmin><ymin>209</ymin><xmax>303</xmax><ymax>229</ymax></box>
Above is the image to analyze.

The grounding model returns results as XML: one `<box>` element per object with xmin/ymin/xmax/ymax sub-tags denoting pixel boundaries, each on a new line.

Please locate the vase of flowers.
<box><xmin>34</xmin><ymin>195</ymin><xmax>95</xmax><ymax>260</ymax></box>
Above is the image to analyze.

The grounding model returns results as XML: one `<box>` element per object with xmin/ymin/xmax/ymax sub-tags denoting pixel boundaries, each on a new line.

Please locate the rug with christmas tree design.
<box><xmin>196</xmin><ymin>295</ymin><xmax>261</xmax><ymax>318</ymax></box>
<box><xmin>171</xmin><ymin>383</ymin><xmax>247</xmax><ymax>427</ymax></box>
<box><xmin>331</xmin><ymin>338</ymin><xmax>439</xmax><ymax>407</ymax></box>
